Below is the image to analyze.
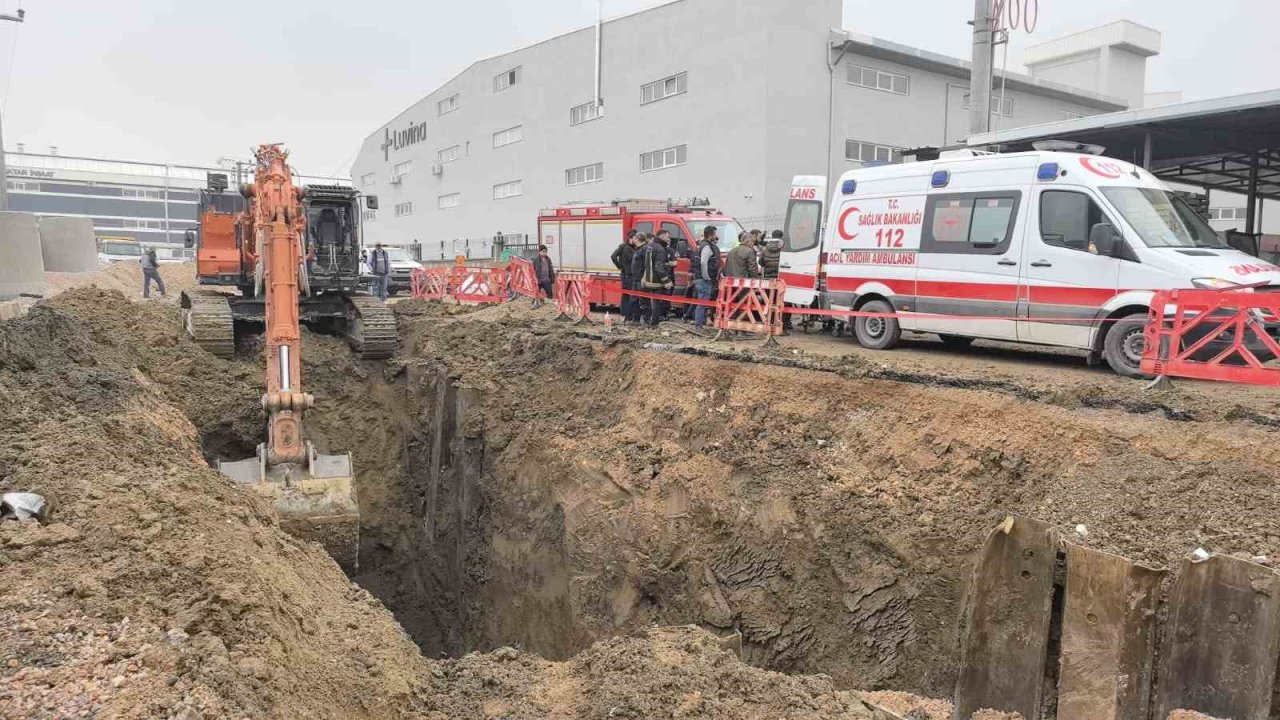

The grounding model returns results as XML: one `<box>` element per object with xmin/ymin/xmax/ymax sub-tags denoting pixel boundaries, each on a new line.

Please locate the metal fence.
<box><xmin>407</xmin><ymin>232</ymin><xmax>536</xmax><ymax>264</ymax></box>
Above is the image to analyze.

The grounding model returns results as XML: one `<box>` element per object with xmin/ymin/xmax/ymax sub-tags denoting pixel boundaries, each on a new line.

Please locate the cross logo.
<box><xmin>381</xmin><ymin>128</ymin><xmax>393</xmax><ymax>162</ymax></box>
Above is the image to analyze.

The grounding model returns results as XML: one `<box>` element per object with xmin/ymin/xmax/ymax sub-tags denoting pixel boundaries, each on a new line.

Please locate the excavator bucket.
<box><xmin>218</xmin><ymin>444</ymin><xmax>359</xmax><ymax>573</ymax></box>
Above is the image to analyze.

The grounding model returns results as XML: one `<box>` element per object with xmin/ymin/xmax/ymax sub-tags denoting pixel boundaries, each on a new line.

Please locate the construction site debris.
<box><xmin>0</xmin><ymin>492</ymin><xmax>47</xmax><ymax>522</ymax></box>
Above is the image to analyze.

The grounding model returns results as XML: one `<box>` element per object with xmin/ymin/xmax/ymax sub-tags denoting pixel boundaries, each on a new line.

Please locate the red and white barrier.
<box><xmin>1141</xmin><ymin>284</ymin><xmax>1280</xmax><ymax>385</ymax></box>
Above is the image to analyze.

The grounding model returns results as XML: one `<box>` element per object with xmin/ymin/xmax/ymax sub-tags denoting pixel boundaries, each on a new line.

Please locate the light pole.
<box><xmin>0</xmin><ymin>7</ymin><xmax>26</xmax><ymax>211</ymax></box>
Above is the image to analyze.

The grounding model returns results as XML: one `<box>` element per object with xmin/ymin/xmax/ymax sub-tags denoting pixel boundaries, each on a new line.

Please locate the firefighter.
<box><xmin>656</xmin><ymin>229</ymin><xmax>680</xmax><ymax>319</ymax></box>
<box><xmin>691</xmin><ymin>225</ymin><xmax>721</xmax><ymax>331</ymax></box>
<box><xmin>612</xmin><ymin>229</ymin><xmax>639</xmax><ymax>323</ymax></box>
<box><xmin>630</xmin><ymin>233</ymin><xmax>652</xmax><ymax>323</ymax></box>
<box><xmin>638</xmin><ymin>232</ymin><xmax>673</xmax><ymax>326</ymax></box>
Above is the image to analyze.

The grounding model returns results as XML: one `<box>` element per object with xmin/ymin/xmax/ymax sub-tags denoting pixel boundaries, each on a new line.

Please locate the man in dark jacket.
<box><xmin>725</xmin><ymin>232</ymin><xmax>759</xmax><ymax>279</ymax></box>
<box><xmin>690</xmin><ymin>226</ymin><xmax>721</xmax><ymax>330</ymax></box>
<box><xmin>759</xmin><ymin>230</ymin><xmax>783</xmax><ymax>279</ymax></box>
<box><xmin>141</xmin><ymin>247</ymin><xmax>166</xmax><ymax>298</ymax></box>
<box><xmin>612</xmin><ymin>230</ymin><xmax>639</xmax><ymax>323</ymax></box>
<box><xmin>531</xmin><ymin>245</ymin><xmax>555</xmax><ymax>308</ymax></box>
<box><xmin>368</xmin><ymin>243</ymin><xmax>391</xmax><ymax>301</ymax></box>
<box><xmin>655</xmin><ymin>229</ymin><xmax>680</xmax><ymax>320</ymax></box>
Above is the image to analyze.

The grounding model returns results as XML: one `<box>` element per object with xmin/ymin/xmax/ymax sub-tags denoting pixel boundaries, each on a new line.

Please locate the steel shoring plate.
<box><xmin>953</xmin><ymin>516</ymin><xmax>1057</xmax><ymax>720</ymax></box>
<box><xmin>1153</xmin><ymin>554</ymin><xmax>1280</xmax><ymax>720</ymax></box>
<box><xmin>1057</xmin><ymin>543</ymin><xmax>1165</xmax><ymax>720</ymax></box>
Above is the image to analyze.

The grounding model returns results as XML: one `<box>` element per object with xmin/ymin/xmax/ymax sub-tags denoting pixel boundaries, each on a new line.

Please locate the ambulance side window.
<box><xmin>1040</xmin><ymin>191</ymin><xmax>1106</xmax><ymax>253</ymax></box>
<box><xmin>921</xmin><ymin>192</ymin><xmax>1021</xmax><ymax>255</ymax></box>
<box><xmin>783</xmin><ymin>200</ymin><xmax>822</xmax><ymax>252</ymax></box>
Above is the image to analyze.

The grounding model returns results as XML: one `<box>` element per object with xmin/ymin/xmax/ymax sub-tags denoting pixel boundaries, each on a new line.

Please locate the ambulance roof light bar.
<box><xmin>1032</xmin><ymin>139</ymin><xmax>1106</xmax><ymax>155</ymax></box>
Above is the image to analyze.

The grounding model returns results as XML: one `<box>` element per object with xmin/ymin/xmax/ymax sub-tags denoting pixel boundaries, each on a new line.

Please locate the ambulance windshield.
<box><xmin>1100</xmin><ymin>188</ymin><xmax>1226</xmax><ymax>249</ymax></box>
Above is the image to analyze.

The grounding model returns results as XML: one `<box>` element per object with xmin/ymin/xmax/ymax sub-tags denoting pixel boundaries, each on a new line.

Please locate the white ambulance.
<box><xmin>779</xmin><ymin>149</ymin><xmax>1280</xmax><ymax>376</ymax></box>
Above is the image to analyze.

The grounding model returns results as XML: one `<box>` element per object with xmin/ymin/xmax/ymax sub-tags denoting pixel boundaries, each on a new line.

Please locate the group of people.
<box><xmin>611</xmin><ymin>226</ymin><xmax>784</xmax><ymax>331</ymax></box>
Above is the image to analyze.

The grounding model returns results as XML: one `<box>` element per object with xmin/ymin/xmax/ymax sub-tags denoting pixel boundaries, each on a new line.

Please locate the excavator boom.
<box><xmin>216</xmin><ymin>145</ymin><xmax>359</xmax><ymax>572</ymax></box>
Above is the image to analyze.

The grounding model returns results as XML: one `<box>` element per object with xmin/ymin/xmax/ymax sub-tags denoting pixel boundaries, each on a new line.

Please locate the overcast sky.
<box><xmin>0</xmin><ymin>0</ymin><xmax>1275</xmax><ymax>176</ymax></box>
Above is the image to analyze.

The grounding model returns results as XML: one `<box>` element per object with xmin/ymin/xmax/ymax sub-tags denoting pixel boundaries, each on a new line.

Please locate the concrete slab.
<box><xmin>38</xmin><ymin>216</ymin><xmax>98</xmax><ymax>272</ymax></box>
<box><xmin>0</xmin><ymin>212</ymin><xmax>47</xmax><ymax>298</ymax></box>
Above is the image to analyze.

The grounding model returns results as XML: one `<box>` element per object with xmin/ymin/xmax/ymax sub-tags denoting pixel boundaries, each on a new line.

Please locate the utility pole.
<box><xmin>0</xmin><ymin>6</ymin><xmax>26</xmax><ymax>211</ymax></box>
<box><xmin>968</xmin><ymin>0</ymin><xmax>993</xmax><ymax>137</ymax></box>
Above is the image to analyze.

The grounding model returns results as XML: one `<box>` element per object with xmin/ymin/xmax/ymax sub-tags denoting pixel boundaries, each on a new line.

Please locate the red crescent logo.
<box><xmin>838</xmin><ymin>206</ymin><xmax>861</xmax><ymax>240</ymax></box>
<box><xmin>1079</xmin><ymin>156</ymin><xmax>1124</xmax><ymax>179</ymax></box>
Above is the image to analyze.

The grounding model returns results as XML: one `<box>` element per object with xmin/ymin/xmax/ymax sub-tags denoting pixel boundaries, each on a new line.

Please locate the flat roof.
<box><xmin>966</xmin><ymin>89</ymin><xmax>1280</xmax><ymax>201</ymax></box>
<box><xmin>834</xmin><ymin>32</ymin><xmax>1128</xmax><ymax>111</ymax></box>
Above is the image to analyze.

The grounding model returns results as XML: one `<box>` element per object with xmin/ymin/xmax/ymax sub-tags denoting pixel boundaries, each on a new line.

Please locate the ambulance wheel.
<box><xmin>938</xmin><ymin>334</ymin><xmax>974</xmax><ymax>348</ymax></box>
<box><xmin>854</xmin><ymin>300</ymin><xmax>901</xmax><ymax>350</ymax></box>
<box><xmin>1102</xmin><ymin>316</ymin><xmax>1148</xmax><ymax>378</ymax></box>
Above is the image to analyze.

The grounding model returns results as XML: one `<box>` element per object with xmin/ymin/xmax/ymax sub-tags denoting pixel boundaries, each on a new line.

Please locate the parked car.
<box><xmin>360</xmin><ymin>246</ymin><xmax>423</xmax><ymax>295</ymax></box>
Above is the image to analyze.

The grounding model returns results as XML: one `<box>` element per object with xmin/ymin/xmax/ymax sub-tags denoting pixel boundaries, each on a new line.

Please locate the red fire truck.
<box><xmin>537</xmin><ymin>199</ymin><xmax>745</xmax><ymax>306</ymax></box>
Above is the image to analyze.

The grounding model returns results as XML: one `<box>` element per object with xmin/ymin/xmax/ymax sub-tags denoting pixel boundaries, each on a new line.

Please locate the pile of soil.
<box><xmin>43</xmin><ymin>262</ymin><xmax>198</xmax><ymax>302</ymax></box>
<box><xmin>0</xmin><ymin>289</ymin><xmax>906</xmax><ymax>719</ymax></box>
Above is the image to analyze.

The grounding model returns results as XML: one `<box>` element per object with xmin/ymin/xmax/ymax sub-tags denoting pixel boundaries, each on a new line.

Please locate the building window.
<box><xmin>845</xmin><ymin>140</ymin><xmax>903</xmax><ymax>164</ymax></box>
<box><xmin>1061</xmin><ymin>110</ymin><xmax>1085</xmax><ymax>120</ymax></box>
<box><xmin>361</xmin><ymin>172</ymin><xmax>376</xmax><ymax>187</ymax></box>
<box><xmin>121</xmin><ymin>187</ymin><xmax>164</xmax><ymax>199</ymax></box>
<box><xmin>847</xmin><ymin>64</ymin><xmax>909</xmax><ymax>95</ymax></box>
<box><xmin>395</xmin><ymin>202</ymin><xmax>413</xmax><ymax>217</ymax></box>
<box><xmin>963</xmin><ymin>94</ymin><xmax>1014</xmax><ymax>117</ymax></box>
<box><xmin>570</xmin><ymin>101</ymin><xmax>603</xmax><ymax>126</ymax></box>
<box><xmin>362</xmin><ymin>210</ymin><xmax>377</xmax><ymax>222</ymax></box>
<box><xmin>394</xmin><ymin>160</ymin><xmax>413</xmax><ymax>177</ymax></box>
<box><xmin>566</xmin><ymin>162</ymin><xmax>604</xmax><ymax>186</ymax></box>
<box><xmin>6</xmin><ymin>180</ymin><xmax>36</xmax><ymax>191</ymax></box>
<box><xmin>438</xmin><ymin>145</ymin><xmax>460</xmax><ymax>164</ymax></box>
<box><xmin>493</xmin><ymin>126</ymin><xmax>523</xmax><ymax>148</ymax></box>
<box><xmin>640</xmin><ymin>145</ymin><xmax>687</xmax><ymax>173</ymax></box>
<box><xmin>641</xmin><ymin>72</ymin><xmax>687</xmax><ymax>105</ymax></box>
<box><xmin>493</xmin><ymin>180</ymin><xmax>523</xmax><ymax>200</ymax></box>
<box><xmin>121</xmin><ymin>219</ymin><xmax>166</xmax><ymax>230</ymax></box>
<box><xmin>438</xmin><ymin>94</ymin><xmax>459</xmax><ymax>116</ymax></box>
<box><xmin>1210</xmin><ymin>207</ymin><xmax>1249</xmax><ymax>221</ymax></box>
<box><xmin>438</xmin><ymin>193</ymin><xmax>460</xmax><ymax>209</ymax></box>
<box><xmin>494</xmin><ymin>66</ymin><xmax>522</xmax><ymax>92</ymax></box>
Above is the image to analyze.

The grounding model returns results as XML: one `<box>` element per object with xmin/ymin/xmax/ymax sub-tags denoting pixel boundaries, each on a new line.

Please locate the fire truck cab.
<box><xmin>537</xmin><ymin>199</ymin><xmax>744</xmax><ymax>306</ymax></box>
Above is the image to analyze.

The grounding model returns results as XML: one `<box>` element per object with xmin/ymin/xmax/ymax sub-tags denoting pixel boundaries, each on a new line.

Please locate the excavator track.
<box><xmin>345</xmin><ymin>295</ymin><xmax>396</xmax><ymax>360</ymax></box>
<box><xmin>180</xmin><ymin>291</ymin><xmax>236</xmax><ymax>358</ymax></box>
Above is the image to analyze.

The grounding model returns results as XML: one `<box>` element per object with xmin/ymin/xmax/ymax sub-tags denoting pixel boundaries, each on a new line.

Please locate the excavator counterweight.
<box><xmin>182</xmin><ymin>144</ymin><xmax>373</xmax><ymax>572</ymax></box>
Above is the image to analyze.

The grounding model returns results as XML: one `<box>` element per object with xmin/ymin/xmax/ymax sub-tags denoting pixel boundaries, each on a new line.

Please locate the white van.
<box><xmin>779</xmin><ymin>150</ymin><xmax>1280</xmax><ymax>376</ymax></box>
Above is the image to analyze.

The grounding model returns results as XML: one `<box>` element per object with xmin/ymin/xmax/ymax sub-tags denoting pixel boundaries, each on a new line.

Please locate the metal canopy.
<box><xmin>967</xmin><ymin>90</ymin><xmax>1280</xmax><ymax>214</ymax></box>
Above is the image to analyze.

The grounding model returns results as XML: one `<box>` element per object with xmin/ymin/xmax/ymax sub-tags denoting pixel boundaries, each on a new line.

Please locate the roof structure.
<box><xmin>966</xmin><ymin>90</ymin><xmax>1280</xmax><ymax>217</ymax></box>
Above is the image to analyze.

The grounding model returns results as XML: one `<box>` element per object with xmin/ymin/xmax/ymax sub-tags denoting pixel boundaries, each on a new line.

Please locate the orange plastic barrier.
<box><xmin>451</xmin><ymin>266</ymin><xmax>509</xmax><ymax>303</ymax></box>
<box><xmin>508</xmin><ymin>256</ymin><xmax>545</xmax><ymax>300</ymax></box>
<box><xmin>553</xmin><ymin>272</ymin><xmax>594</xmax><ymax>323</ymax></box>
<box><xmin>409</xmin><ymin>267</ymin><xmax>449</xmax><ymax>301</ymax></box>
<box><xmin>1141</xmin><ymin>284</ymin><xmax>1280</xmax><ymax>385</ymax></box>
<box><xmin>715</xmin><ymin>277</ymin><xmax>786</xmax><ymax>342</ymax></box>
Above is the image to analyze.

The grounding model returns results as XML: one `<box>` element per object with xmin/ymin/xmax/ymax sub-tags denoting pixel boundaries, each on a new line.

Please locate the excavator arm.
<box><xmin>217</xmin><ymin>144</ymin><xmax>360</xmax><ymax>572</ymax></box>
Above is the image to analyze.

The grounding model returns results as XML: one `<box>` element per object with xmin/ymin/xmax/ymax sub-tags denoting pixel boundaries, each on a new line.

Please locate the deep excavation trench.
<box><xmin>193</xmin><ymin>298</ymin><xmax>1280</xmax><ymax>703</ymax></box>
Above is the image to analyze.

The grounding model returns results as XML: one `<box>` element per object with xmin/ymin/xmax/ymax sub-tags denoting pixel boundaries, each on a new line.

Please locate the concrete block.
<box><xmin>38</xmin><ymin>216</ymin><xmax>98</xmax><ymax>272</ymax></box>
<box><xmin>0</xmin><ymin>212</ymin><xmax>46</xmax><ymax>299</ymax></box>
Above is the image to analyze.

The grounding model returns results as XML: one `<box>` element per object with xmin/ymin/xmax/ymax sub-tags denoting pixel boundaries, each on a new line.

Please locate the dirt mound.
<box><xmin>44</xmin><ymin>262</ymin><xmax>197</xmax><ymax>302</ymax></box>
<box><xmin>0</xmin><ymin>289</ymin><xmax>916</xmax><ymax>719</ymax></box>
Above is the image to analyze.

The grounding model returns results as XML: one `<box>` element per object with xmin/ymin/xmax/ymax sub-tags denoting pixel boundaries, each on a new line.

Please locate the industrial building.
<box><xmin>4</xmin><ymin>150</ymin><xmax>348</xmax><ymax>257</ymax></box>
<box><xmin>352</xmin><ymin>0</ymin><xmax>1165</xmax><ymax>247</ymax></box>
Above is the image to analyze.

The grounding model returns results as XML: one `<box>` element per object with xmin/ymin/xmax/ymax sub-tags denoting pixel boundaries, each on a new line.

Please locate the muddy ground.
<box><xmin>0</xmin><ymin>289</ymin><xmax>899</xmax><ymax>719</ymax></box>
<box><xmin>3</xmin><ymin>280</ymin><xmax>1279</xmax><ymax>719</ymax></box>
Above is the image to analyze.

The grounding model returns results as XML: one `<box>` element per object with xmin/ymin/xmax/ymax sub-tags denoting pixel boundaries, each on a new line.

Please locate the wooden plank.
<box><xmin>953</xmin><ymin>516</ymin><xmax>1057</xmax><ymax>720</ymax></box>
<box><xmin>1153</xmin><ymin>554</ymin><xmax>1280</xmax><ymax>720</ymax></box>
<box><xmin>1057</xmin><ymin>543</ymin><xmax>1164</xmax><ymax>720</ymax></box>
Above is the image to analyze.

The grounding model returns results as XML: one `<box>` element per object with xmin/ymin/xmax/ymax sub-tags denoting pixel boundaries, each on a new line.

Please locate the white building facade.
<box><xmin>352</xmin><ymin>0</ymin><xmax>1157</xmax><ymax>249</ymax></box>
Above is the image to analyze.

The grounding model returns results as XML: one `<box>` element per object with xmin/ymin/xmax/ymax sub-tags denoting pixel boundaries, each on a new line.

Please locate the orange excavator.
<box><xmin>180</xmin><ymin>144</ymin><xmax>384</xmax><ymax>571</ymax></box>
